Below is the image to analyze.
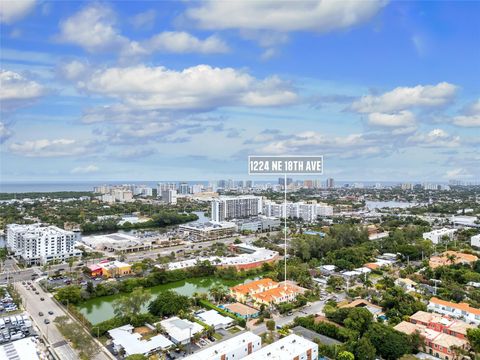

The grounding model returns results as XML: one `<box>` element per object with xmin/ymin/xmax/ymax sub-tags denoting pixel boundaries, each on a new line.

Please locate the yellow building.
<box><xmin>98</xmin><ymin>260</ymin><xmax>132</xmax><ymax>278</ymax></box>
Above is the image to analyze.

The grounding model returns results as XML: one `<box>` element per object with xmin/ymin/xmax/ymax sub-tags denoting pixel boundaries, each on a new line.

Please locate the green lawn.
<box><xmin>228</xmin><ymin>326</ymin><xmax>241</xmax><ymax>334</ymax></box>
<box><xmin>213</xmin><ymin>332</ymin><xmax>223</xmax><ymax>340</ymax></box>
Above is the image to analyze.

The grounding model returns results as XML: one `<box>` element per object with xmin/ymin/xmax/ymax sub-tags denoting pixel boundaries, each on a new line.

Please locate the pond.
<box><xmin>77</xmin><ymin>276</ymin><xmax>252</xmax><ymax>324</ymax></box>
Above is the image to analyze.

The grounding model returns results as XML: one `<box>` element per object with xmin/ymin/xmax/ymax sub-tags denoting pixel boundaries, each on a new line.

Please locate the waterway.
<box><xmin>77</xmin><ymin>276</ymin><xmax>253</xmax><ymax>324</ymax></box>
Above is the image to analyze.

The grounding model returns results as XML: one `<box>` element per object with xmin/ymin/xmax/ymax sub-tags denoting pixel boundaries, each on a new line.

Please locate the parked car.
<box><xmin>48</xmin><ymin>311</ymin><xmax>53</xmax><ymax>315</ymax></box>
<box><xmin>40</xmin><ymin>297</ymin><xmax>45</xmax><ymax>301</ymax></box>
<box><xmin>38</xmin><ymin>312</ymin><xmax>44</xmax><ymax>316</ymax></box>
<box><xmin>44</xmin><ymin>319</ymin><xmax>50</xmax><ymax>324</ymax></box>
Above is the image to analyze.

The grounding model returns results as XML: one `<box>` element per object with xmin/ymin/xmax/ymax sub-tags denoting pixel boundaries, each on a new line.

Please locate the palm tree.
<box><xmin>209</xmin><ymin>285</ymin><xmax>228</xmax><ymax>303</ymax></box>
<box><xmin>447</xmin><ymin>253</ymin><xmax>457</xmax><ymax>265</ymax></box>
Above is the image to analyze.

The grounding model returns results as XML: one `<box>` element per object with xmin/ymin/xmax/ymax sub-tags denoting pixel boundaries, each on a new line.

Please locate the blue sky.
<box><xmin>0</xmin><ymin>0</ymin><xmax>479</xmax><ymax>183</ymax></box>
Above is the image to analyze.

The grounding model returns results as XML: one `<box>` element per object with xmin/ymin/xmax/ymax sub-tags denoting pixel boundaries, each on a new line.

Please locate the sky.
<box><xmin>0</xmin><ymin>0</ymin><xmax>479</xmax><ymax>183</ymax></box>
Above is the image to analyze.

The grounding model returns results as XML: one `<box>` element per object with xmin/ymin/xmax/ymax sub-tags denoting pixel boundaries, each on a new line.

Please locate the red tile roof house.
<box><xmin>428</xmin><ymin>297</ymin><xmax>480</xmax><ymax>326</ymax></box>
<box><xmin>394</xmin><ymin>311</ymin><xmax>474</xmax><ymax>360</ymax></box>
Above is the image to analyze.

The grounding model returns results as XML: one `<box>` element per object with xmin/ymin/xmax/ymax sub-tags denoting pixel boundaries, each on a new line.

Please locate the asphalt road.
<box><xmin>16</xmin><ymin>281</ymin><xmax>111</xmax><ymax>360</ymax></box>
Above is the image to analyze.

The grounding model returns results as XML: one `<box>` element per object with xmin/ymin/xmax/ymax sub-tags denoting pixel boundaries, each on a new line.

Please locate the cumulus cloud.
<box><xmin>351</xmin><ymin>82</ymin><xmax>457</xmax><ymax>114</ymax></box>
<box><xmin>445</xmin><ymin>168</ymin><xmax>473</xmax><ymax>179</ymax></box>
<box><xmin>8</xmin><ymin>138</ymin><xmax>99</xmax><ymax>157</ymax></box>
<box><xmin>130</xmin><ymin>9</ymin><xmax>156</xmax><ymax>30</ymax></box>
<box><xmin>368</xmin><ymin>110</ymin><xmax>416</xmax><ymax>127</ymax></box>
<box><xmin>57</xmin><ymin>4</ymin><xmax>228</xmax><ymax>55</ymax></box>
<box><xmin>452</xmin><ymin>99</ymin><xmax>480</xmax><ymax>127</ymax></box>
<box><xmin>0</xmin><ymin>69</ymin><xmax>47</xmax><ymax>111</ymax></box>
<box><xmin>146</xmin><ymin>31</ymin><xmax>228</xmax><ymax>54</ymax></box>
<box><xmin>407</xmin><ymin>128</ymin><xmax>460</xmax><ymax>148</ymax></box>
<box><xmin>185</xmin><ymin>0</ymin><xmax>387</xmax><ymax>32</ymax></box>
<box><xmin>71</xmin><ymin>164</ymin><xmax>99</xmax><ymax>174</ymax></box>
<box><xmin>66</xmin><ymin>63</ymin><xmax>298</xmax><ymax>111</ymax></box>
<box><xmin>0</xmin><ymin>0</ymin><xmax>36</xmax><ymax>24</ymax></box>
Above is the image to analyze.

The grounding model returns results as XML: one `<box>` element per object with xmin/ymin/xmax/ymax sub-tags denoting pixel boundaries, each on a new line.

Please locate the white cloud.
<box><xmin>8</xmin><ymin>138</ymin><xmax>97</xmax><ymax>157</ymax></box>
<box><xmin>445</xmin><ymin>168</ymin><xmax>473</xmax><ymax>179</ymax></box>
<box><xmin>0</xmin><ymin>69</ymin><xmax>47</xmax><ymax>111</ymax></box>
<box><xmin>185</xmin><ymin>0</ymin><xmax>387</xmax><ymax>32</ymax></box>
<box><xmin>57</xmin><ymin>4</ymin><xmax>228</xmax><ymax>56</ymax></box>
<box><xmin>351</xmin><ymin>82</ymin><xmax>457</xmax><ymax>113</ymax></box>
<box><xmin>0</xmin><ymin>0</ymin><xmax>36</xmax><ymax>24</ymax></box>
<box><xmin>130</xmin><ymin>9</ymin><xmax>156</xmax><ymax>30</ymax></box>
<box><xmin>0</xmin><ymin>122</ymin><xmax>13</xmax><ymax>143</ymax></box>
<box><xmin>407</xmin><ymin>128</ymin><xmax>460</xmax><ymax>148</ymax></box>
<box><xmin>71</xmin><ymin>164</ymin><xmax>99</xmax><ymax>174</ymax></box>
<box><xmin>368</xmin><ymin>110</ymin><xmax>416</xmax><ymax>127</ymax></box>
<box><xmin>452</xmin><ymin>99</ymin><xmax>480</xmax><ymax>127</ymax></box>
<box><xmin>146</xmin><ymin>31</ymin><xmax>229</xmax><ymax>54</ymax></box>
<box><xmin>68</xmin><ymin>63</ymin><xmax>298</xmax><ymax>111</ymax></box>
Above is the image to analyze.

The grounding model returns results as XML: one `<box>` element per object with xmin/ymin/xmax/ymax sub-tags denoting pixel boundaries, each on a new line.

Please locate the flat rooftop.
<box><xmin>243</xmin><ymin>334</ymin><xmax>317</xmax><ymax>360</ymax></box>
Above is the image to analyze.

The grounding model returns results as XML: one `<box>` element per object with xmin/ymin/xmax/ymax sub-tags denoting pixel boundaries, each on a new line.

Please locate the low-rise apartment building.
<box><xmin>423</xmin><ymin>228</ymin><xmax>457</xmax><ymax>244</ymax></box>
<box><xmin>183</xmin><ymin>331</ymin><xmax>261</xmax><ymax>360</ymax></box>
<box><xmin>428</xmin><ymin>297</ymin><xmax>480</xmax><ymax>325</ymax></box>
<box><xmin>243</xmin><ymin>334</ymin><xmax>318</xmax><ymax>360</ymax></box>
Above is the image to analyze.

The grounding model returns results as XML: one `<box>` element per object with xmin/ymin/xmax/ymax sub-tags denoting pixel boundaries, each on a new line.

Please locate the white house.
<box><xmin>471</xmin><ymin>234</ymin><xmax>480</xmax><ymax>248</ymax></box>
<box><xmin>428</xmin><ymin>297</ymin><xmax>480</xmax><ymax>325</ymax></box>
<box><xmin>183</xmin><ymin>331</ymin><xmax>261</xmax><ymax>360</ymax></box>
<box><xmin>422</xmin><ymin>228</ymin><xmax>457</xmax><ymax>244</ymax></box>
<box><xmin>108</xmin><ymin>324</ymin><xmax>173</xmax><ymax>357</ymax></box>
<box><xmin>196</xmin><ymin>310</ymin><xmax>233</xmax><ymax>330</ymax></box>
<box><xmin>160</xmin><ymin>317</ymin><xmax>204</xmax><ymax>345</ymax></box>
<box><xmin>395</xmin><ymin>278</ymin><xmax>417</xmax><ymax>292</ymax></box>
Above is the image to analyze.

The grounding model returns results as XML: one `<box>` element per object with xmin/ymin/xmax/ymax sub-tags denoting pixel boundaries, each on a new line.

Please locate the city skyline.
<box><xmin>1</xmin><ymin>0</ymin><xmax>479</xmax><ymax>183</ymax></box>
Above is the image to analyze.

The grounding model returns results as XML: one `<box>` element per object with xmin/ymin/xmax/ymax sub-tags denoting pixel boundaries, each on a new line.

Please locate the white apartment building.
<box><xmin>263</xmin><ymin>200</ymin><xmax>333</xmax><ymax>222</ymax></box>
<box><xmin>157</xmin><ymin>182</ymin><xmax>176</xmax><ymax>194</ymax></box>
<box><xmin>211</xmin><ymin>196</ymin><xmax>263</xmax><ymax>222</ymax></box>
<box><xmin>6</xmin><ymin>223</ymin><xmax>81</xmax><ymax>265</ymax></box>
<box><xmin>428</xmin><ymin>297</ymin><xmax>480</xmax><ymax>325</ymax></box>
<box><xmin>161</xmin><ymin>189</ymin><xmax>177</xmax><ymax>204</ymax></box>
<box><xmin>183</xmin><ymin>332</ymin><xmax>261</xmax><ymax>360</ymax></box>
<box><xmin>422</xmin><ymin>228</ymin><xmax>457</xmax><ymax>244</ymax></box>
<box><xmin>243</xmin><ymin>334</ymin><xmax>318</xmax><ymax>360</ymax></box>
<box><xmin>471</xmin><ymin>234</ymin><xmax>480</xmax><ymax>248</ymax></box>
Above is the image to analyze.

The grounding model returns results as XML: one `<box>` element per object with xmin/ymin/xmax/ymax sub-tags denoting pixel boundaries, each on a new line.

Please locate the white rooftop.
<box><xmin>0</xmin><ymin>337</ymin><xmax>40</xmax><ymax>360</ymax></box>
<box><xmin>108</xmin><ymin>324</ymin><xmax>173</xmax><ymax>356</ymax></box>
<box><xmin>183</xmin><ymin>332</ymin><xmax>261</xmax><ymax>360</ymax></box>
<box><xmin>196</xmin><ymin>310</ymin><xmax>233</xmax><ymax>328</ymax></box>
<box><xmin>160</xmin><ymin>317</ymin><xmax>204</xmax><ymax>344</ymax></box>
<box><xmin>243</xmin><ymin>334</ymin><xmax>317</xmax><ymax>360</ymax></box>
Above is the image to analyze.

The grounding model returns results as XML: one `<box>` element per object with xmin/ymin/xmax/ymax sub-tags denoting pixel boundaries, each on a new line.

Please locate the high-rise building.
<box><xmin>157</xmin><ymin>182</ymin><xmax>176</xmax><ymax>195</ymax></box>
<box><xmin>161</xmin><ymin>189</ymin><xmax>178</xmax><ymax>204</ymax></box>
<box><xmin>6</xmin><ymin>223</ymin><xmax>81</xmax><ymax>265</ymax></box>
<box><xmin>178</xmin><ymin>182</ymin><xmax>189</xmax><ymax>195</ymax></box>
<box><xmin>326</xmin><ymin>178</ymin><xmax>335</xmax><ymax>189</ymax></box>
<box><xmin>278</xmin><ymin>177</ymin><xmax>293</xmax><ymax>187</ymax></box>
<box><xmin>245</xmin><ymin>180</ymin><xmax>253</xmax><ymax>188</ymax></box>
<box><xmin>263</xmin><ymin>200</ymin><xmax>333</xmax><ymax>222</ymax></box>
<box><xmin>303</xmin><ymin>180</ymin><xmax>314</xmax><ymax>189</ymax></box>
<box><xmin>211</xmin><ymin>196</ymin><xmax>263</xmax><ymax>222</ymax></box>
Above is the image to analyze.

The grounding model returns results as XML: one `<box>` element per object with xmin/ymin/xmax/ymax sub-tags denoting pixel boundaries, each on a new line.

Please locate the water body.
<box><xmin>77</xmin><ymin>276</ymin><xmax>250</xmax><ymax>324</ymax></box>
<box><xmin>365</xmin><ymin>200</ymin><xmax>421</xmax><ymax>209</ymax></box>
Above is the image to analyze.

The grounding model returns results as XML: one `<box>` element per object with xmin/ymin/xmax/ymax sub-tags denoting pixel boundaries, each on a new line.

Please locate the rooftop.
<box><xmin>196</xmin><ymin>310</ymin><xmax>233</xmax><ymax>328</ymax></box>
<box><xmin>108</xmin><ymin>324</ymin><xmax>173</xmax><ymax>356</ymax></box>
<box><xmin>223</xmin><ymin>303</ymin><xmax>259</xmax><ymax>316</ymax></box>
<box><xmin>429</xmin><ymin>297</ymin><xmax>480</xmax><ymax>315</ymax></box>
<box><xmin>231</xmin><ymin>278</ymin><xmax>278</xmax><ymax>295</ymax></box>
<box><xmin>243</xmin><ymin>334</ymin><xmax>317</xmax><ymax>360</ymax></box>
<box><xmin>160</xmin><ymin>317</ymin><xmax>204</xmax><ymax>343</ymax></box>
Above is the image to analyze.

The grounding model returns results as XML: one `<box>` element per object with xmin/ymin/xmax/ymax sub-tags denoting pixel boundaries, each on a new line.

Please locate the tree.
<box><xmin>366</xmin><ymin>323</ymin><xmax>413</xmax><ymax>360</ymax></box>
<box><xmin>344</xmin><ymin>308</ymin><xmax>372</xmax><ymax>336</ymax></box>
<box><xmin>113</xmin><ymin>287</ymin><xmax>151</xmax><ymax>322</ymax></box>
<box><xmin>337</xmin><ymin>351</ymin><xmax>355</xmax><ymax>360</ymax></box>
<box><xmin>266</xmin><ymin>319</ymin><xmax>276</xmax><ymax>332</ymax></box>
<box><xmin>125</xmin><ymin>355</ymin><xmax>147</xmax><ymax>360</ymax></box>
<box><xmin>209</xmin><ymin>285</ymin><xmax>228</xmax><ymax>303</ymax></box>
<box><xmin>354</xmin><ymin>337</ymin><xmax>376</xmax><ymax>360</ymax></box>
<box><xmin>148</xmin><ymin>290</ymin><xmax>190</xmax><ymax>317</ymax></box>
<box><xmin>55</xmin><ymin>285</ymin><xmax>82</xmax><ymax>305</ymax></box>
<box><xmin>467</xmin><ymin>328</ymin><xmax>480</xmax><ymax>353</ymax></box>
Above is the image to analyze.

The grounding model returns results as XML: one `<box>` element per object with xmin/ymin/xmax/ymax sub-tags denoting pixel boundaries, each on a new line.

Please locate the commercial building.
<box><xmin>161</xmin><ymin>189</ymin><xmax>177</xmax><ymax>204</ymax></box>
<box><xmin>428</xmin><ymin>297</ymin><xmax>480</xmax><ymax>325</ymax></box>
<box><xmin>183</xmin><ymin>331</ymin><xmax>261</xmax><ymax>360</ymax></box>
<box><xmin>263</xmin><ymin>200</ymin><xmax>333</xmax><ymax>222</ymax></box>
<box><xmin>451</xmin><ymin>215</ymin><xmax>480</xmax><ymax>228</ymax></box>
<box><xmin>235</xmin><ymin>216</ymin><xmax>281</xmax><ymax>232</ymax></box>
<box><xmin>423</xmin><ymin>228</ymin><xmax>457</xmax><ymax>244</ymax></box>
<box><xmin>178</xmin><ymin>221</ymin><xmax>237</xmax><ymax>242</ymax></box>
<box><xmin>394</xmin><ymin>311</ymin><xmax>474</xmax><ymax>360</ymax></box>
<box><xmin>80</xmin><ymin>232</ymin><xmax>154</xmax><ymax>253</ymax></box>
<box><xmin>160</xmin><ymin>317</ymin><xmax>204</xmax><ymax>345</ymax></box>
<box><xmin>6</xmin><ymin>223</ymin><xmax>81</xmax><ymax>265</ymax></box>
<box><xmin>195</xmin><ymin>310</ymin><xmax>233</xmax><ymax>330</ymax></box>
<box><xmin>471</xmin><ymin>234</ymin><xmax>480</xmax><ymax>248</ymax></box>
<box><xmin>243</xmin><ymin>334</ymin><xmax>318</xmax><ymax>360</ymax></box>
<box><xmin>88</xmin><ymin>260</ymin><xmax>132</xmax><ymax>278</ymax></box>
<box><xmin>429</xmin><ymin>251</ymin><xmax>478</xmax><ymax>269</ymax></box>
<box><xmin>164</xmin><ymin>245</ymin><xmax>279</xmax><ymax>271</ymax></box>
<box><xmin>211</xmin><ymin>196</ymin><xmax>263</xmax><ymax>222</ymax></box>
<box><xmin>108</xmin><ymin>324</ymin><xmax>173</xmax><ymax>357</ymax></box>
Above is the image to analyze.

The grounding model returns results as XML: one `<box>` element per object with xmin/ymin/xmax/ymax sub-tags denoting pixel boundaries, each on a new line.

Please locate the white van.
<box><xmin>0</xmin><ymin>319</ymin><xmax>4</xmax><ymax>329</ymax></box>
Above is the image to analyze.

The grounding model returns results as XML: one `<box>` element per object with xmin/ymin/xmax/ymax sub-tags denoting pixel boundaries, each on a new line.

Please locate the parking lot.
<box><xmin>0</xmin><ymin>313</ymin><xmax>36</xmax><ymax>344</ymax></box>
<box><xmin>0</xmin><ymin>289</ymin><xmax>18</xmax><ymax>315</ymax></box>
